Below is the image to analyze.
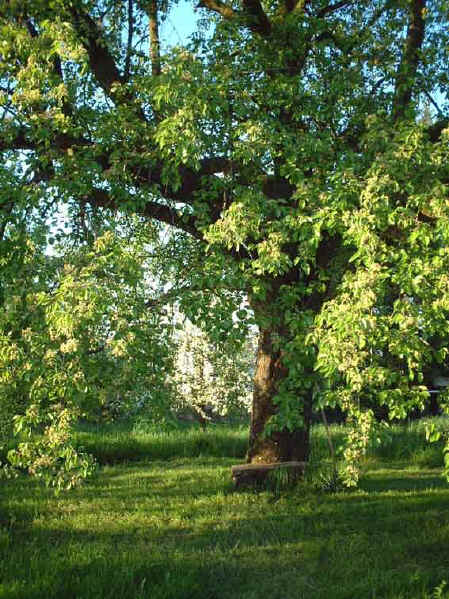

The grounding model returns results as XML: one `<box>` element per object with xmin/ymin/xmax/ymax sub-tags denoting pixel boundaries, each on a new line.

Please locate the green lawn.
<box><xmin>1</xmin><ymin>423</ymin><xmax>449</xmax><ymax>598</ymax></box>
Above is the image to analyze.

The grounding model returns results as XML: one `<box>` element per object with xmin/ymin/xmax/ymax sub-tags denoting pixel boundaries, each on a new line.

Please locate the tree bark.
<box><xmin>247</xmin><ymin>326</ymin><xmax>312</xmax><ymax>464</ymax></box>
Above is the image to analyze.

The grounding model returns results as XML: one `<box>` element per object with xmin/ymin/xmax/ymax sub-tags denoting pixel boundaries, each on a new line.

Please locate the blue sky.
<box><xmin>160</xmin><ymin>1</ymin><xmax>199</xmax><ymax>48</ymax></box>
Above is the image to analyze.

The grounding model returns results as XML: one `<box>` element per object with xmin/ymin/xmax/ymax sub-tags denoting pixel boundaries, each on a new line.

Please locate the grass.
<box><xmin>70</xmin><ymin>416</ymin><xmax>448</xmax><ymax>468</ymax></box>
<box><xmin>1</xmin><ymin>419</ymin><xmax>449</xmax><ymax>599</ymax></box>
<box><xmin>71</xmin><ymin>420</ymin><xmax>249</xmax><ymax>464</ymax></box>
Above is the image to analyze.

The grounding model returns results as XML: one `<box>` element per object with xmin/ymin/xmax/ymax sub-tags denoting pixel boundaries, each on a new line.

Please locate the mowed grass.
<box><xmin>1</xmin><ymin>421</ymin><xmax>449</xmax><ymax>599</ymax></box>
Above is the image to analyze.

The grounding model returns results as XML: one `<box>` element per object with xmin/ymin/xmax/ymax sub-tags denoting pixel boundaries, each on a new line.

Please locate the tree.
<box><xmin>172</xmin><ymin>317</ymin><xmax>254</xmax><ymax>425</ymax></box>
<box><xmin>1</xmin><ymin>0</ymin><xmax>449</xmax><ymax>481</ymax></box>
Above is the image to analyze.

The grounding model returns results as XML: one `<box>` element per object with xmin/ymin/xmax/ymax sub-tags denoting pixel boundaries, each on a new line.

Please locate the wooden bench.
<box><xmin>231</xmin><ymin>461</ymin><xmax>306</xmax><ymax>488</ymax></box>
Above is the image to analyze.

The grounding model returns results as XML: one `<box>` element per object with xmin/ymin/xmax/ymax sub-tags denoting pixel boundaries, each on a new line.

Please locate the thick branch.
<box><xmin>143</xmin><ymin>202</ymin><xmax>200</xmax><ymax>237</ymax></box>
<box><xmin>283</xmin><ymin>0</ymin><xmax>296</xmax><ymax>13</ymax></box>
<box><xmin>280</xmin><ymin>1</ymin><xmax>360</xmax><ymax>75</ymax></box>
<box><xmin>68</xmin><ymin>5</ymin><xmax>124</xmax><ymax>96</ymax></box>
<box><xmin>0</xmin><ymin>126</ymin><xmax>90</xmax><ymax>153</ymax></box>
<box><xmin>0</xmin><ymin>127</ymin><xmax>295</xmax><ymax>226</ymax></box>
<box><xmin>392</xmin><ymin>0</ymin><xmax>426</xmax><ymax>121</ymax></box>
<box><xmin>0</xmin><ymin>128</ymin><xmax>34</xmax><ymax>152</ymax></box>
<box><xmin>304</xmin><ymin>232</ymin><xmax>344</xmax><ymax>310</ymax></box>
<box><xmin>84</xmin><ymin>188</ymin><xmax>202</xmax><ymax>239</ymax></box>
<box><xmin>197</xmin><ymin>0</ymin><xmax>237</xmax><ymax>20</ymax></box>
<box><xmin>262</xmin><ymin>176</ymin><xmax>296</xmax><ymax>200</ymax></box>
<box><xmin>124</xmin><ymin>0</ymin><xmax>134</xmax><ymax>80</ymax></box>
<box><xmin>241</xmin><ymin>0</ymin><xmax>272</xmax><ymax>36</ymax></box>
<box><xmin>316</xmin><ymin>0</ymin><xmax>353</xmax><ymax>18</ymax></box>
<box><xmin>148</xmin><ymin>0</ymin><xmax>161</xmax><ymax>76</ymax></box>
<box><xmin>198</xmin><ymin>0</ymin><xmax>271</xmax><ymax>36</ymax></box>
<box><xmin>282</xmin><ymin>0</ymin><xmax>310</xmax><ymax>15</ymax></box>
<box><xmin>0</xmin><ymin>129</ymin><xmax>235</xmax><ymax>219</ymax></box>
<box><xmin>427</xmin><ymin>118</ymin><xmax>449</xmax><ymax>143</ymax></box>
<box><xmin>1</xmin><ymin>124</ymin><xmax>291</xmax><ymax>206</ymax></box>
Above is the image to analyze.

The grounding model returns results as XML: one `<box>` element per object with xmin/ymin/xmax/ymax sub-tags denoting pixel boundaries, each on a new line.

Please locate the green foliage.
<box><xmin>0</xmin><ymin>216</ymin><xmax>176</xmax><ymax>487</ymax></box>
<box><xmin>8</xmin><ymin>403</ymin><xmax>95</xmax><ymax>491</ymax></box>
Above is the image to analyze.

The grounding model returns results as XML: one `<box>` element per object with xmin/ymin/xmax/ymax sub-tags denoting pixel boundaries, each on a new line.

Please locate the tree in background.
<box><xmin>172</xmin><ymin>318</ymin><xmax>255</xmax><ymax>426</ymax></box>
<box><xmin>1</xmin><ymin>0</ymin><xmax>449</xmax><ymax>484</ymax></box>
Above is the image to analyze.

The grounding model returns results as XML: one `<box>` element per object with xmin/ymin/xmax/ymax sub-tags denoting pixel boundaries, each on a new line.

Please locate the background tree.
<box><xmin>172</xmin><ymin>318</ymin><xmax>255</xmax><ymax>426</ymax></box>
<box><xmin>1</xmin><ymin>0</ymin><xmax>449</xmax><ymax>482</ymax></box>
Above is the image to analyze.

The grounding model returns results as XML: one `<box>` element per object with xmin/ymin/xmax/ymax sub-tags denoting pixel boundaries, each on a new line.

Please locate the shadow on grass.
<box><xmin>361</xmin><ymin>472</ymin><xmax>446</xmax><ymax>493</ymax></box>
<box><xmin>2</xmin><ymin>462</ymin><xmax>449</xmax><ymax>599</ymax></box>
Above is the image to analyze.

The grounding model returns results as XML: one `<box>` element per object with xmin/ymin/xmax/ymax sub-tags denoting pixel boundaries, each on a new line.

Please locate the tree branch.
<box><xmin>422</xmin><ymin>90</ymin><xmax>445</xmax><ymax>118</ymax></box>
<box><xmin>198</xmin><ymin>0</ymin><xmax>271</xmax><ymax>36</ymax></box>
<box><xmin>392</xmin><ymin>0</ymin><xmax>426</xmax><ymax>122</ymax></box>
<box><xmin>68</xmin><ymin>4</ymin><xmax>124</xmax><ymax>96</ymax></box>
<box><xmin>124</xmin><ymin>0</ymin><xmax>134</xmax><ymax>80</ymax></box>
<box><xmin>316</xmin><ymin>0</ymin><xmax>353</xmax><ymax>18</ymax></box>
<box><xmin>143</xmin><ymin>202</ymin><xmax>201</xmax><ymax>237</ymax></box>
<box><xmin>0</xmin><ymin>125</ymin><xmax>294</xmax><ymax>229</ymax></box>
<box><xmin>0</xmin><ymin>128</ymin><xmax>235</xmax><ymax>222</ymax></box>
<box><xmin>148</xmin><ymin>0</ymin><xmax>161</xmax><ymax>76</ymax></box>
<box><xmin>83</xmin><ymin>188</ymin><xmax>203</xmax><ymax>239</ymax></box>
<box><xmin>196</xmin><ymin>0</ymin><xmax>237</xmax><ymax>20</ymax></box>
<box><xmin>287</xmin><ymin>0</ymin><xmax>310</xmax><ymax>14</ymax></box>
<box><xmin>0</xmin><ymin>126</ymin><xmax>91</xmax><ymax>153</ymax></box>
<box><xmin>426</xmin><ymin>118</ymin><xmax>449</xmax><ymax>143</ymax></box>
<box><xmin>241</xmin><ymin>0</ymin><xmax>272</xmax><ymax>36</ymax></box>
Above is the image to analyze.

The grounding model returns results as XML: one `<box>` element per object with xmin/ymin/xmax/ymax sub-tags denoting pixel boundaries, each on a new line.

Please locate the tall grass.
<box><xmin>71</xmin><ymin>416</ymin><xmax>449</xmax><ymax>470</ymax></box>
<box><xmin>309</xmin><ymin>416</ymin><xmax>448</xmax><ymax>470</ymax></box>
<box><xmin>72</xmin><ymin>420</ymin><xmax>249</xmax><ymax>464</ymax></box>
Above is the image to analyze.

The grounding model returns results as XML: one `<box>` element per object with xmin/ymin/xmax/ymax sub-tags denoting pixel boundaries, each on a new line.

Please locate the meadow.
<box><xmin>1</xmin><ymin>419</ymin><xmax>449</xmax><ymax>599</ymax></box>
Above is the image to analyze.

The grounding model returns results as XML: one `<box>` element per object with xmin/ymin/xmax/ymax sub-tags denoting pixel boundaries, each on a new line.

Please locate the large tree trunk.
<box><xmin>246</xmin><ymin>234</ymin><xmax>343</xmax><ymax>464</ymax></box>
<box><xmin>247</xmin><ymin>326</ymin><xmax>313</xmax><ymax>464</ymax></box>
